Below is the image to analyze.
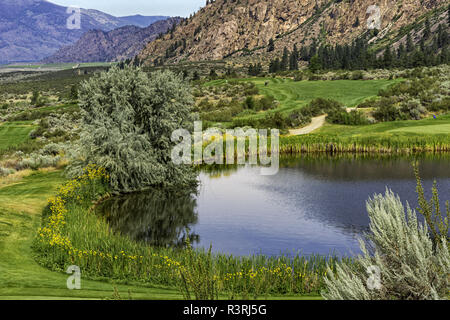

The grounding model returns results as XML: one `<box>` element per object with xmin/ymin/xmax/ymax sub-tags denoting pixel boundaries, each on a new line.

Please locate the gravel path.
<box><xmin>288</xmin><ymin>115</ymin><xmax>327</xmax><ymax>136</ymax></box>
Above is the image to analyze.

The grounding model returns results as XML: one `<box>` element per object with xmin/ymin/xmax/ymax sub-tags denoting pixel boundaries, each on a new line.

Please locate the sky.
<box><xmin>50</xmin><ymin>0</ymin><xmax>206</xmax><ymax>17</ymax></box>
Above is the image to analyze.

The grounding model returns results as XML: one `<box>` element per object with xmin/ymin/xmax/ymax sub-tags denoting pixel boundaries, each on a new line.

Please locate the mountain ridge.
<box><xmin>138</xmin><ymin>0</ymin><xmax>448</xmax><ymax>66</ymax></box>
<box><xmin>0</xmin><ymin>0</ymin><xmax>169</xmax><ymax>64</ymax></box>
<box><xmin>43</xmin><ymin>17</ymin><xmax>181</xmax><ymax>63</ymax></box>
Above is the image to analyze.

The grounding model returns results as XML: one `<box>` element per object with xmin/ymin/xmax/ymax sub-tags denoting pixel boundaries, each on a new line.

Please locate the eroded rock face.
<box><xmin>139</xmin><ymin>0</ymin><xmax>447</xmax><ymax>65</ymax></box>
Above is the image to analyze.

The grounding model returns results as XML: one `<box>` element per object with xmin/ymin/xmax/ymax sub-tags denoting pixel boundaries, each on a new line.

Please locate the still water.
<box><xmin>98</xmin><ymin>154</ymin><xmax>450</xmax><ymax>257</ymax></box>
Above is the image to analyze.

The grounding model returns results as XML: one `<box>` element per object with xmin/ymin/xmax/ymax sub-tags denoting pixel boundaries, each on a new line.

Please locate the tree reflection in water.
<box><xmin>98</xmin><ymin>188</ymin><xmax>199</xmax><ymax>248</ymax></box>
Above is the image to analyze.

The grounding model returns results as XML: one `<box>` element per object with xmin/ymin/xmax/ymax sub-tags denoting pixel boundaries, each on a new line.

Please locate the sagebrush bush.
<box><xmin>0</xmin><ymin>167</ymin><xmax>15</xmax><ymax>177</ymax></box>
<box><xmin>323</xmin><ymin>190</ymin><xmax>449</xmax><ymax>300</ymax></box>
<box><xmin>70</xmin><ymin>66</ymin><xmax>198</xmax><ymax>192</ymax></box>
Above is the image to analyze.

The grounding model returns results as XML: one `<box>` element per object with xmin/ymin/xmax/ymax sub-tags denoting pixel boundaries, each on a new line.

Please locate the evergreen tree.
<box><xmin>289</xmin><ymin>44</ymin><xmax>299</xmax><ymax>70</ymax></box>
<box><xmin>269</xmin><ymin>58</ymin><xmax>281</xmax><ymax>73</ymax></box>
<box><xmin>423</xmin><ymin>18</ymin><xmax>431</xmax><ymax>40</ymax></box>
<box><xmin>308</xmin><ymin>54</ymin><xmax>321</xmax><ymax>73</ymax></box>
<box><xmin>209</xmin><ymin>69</ymin><xmax>218</xmax><ymax>79</ymax></box>
<box><xmin>192</xmin><ymin>70</ymin><xmax>200</xmax><ymax>81</ymax></box>
<box><xmin>448</xmin><ymin>4</ymin><xmax>450</xmax><ymax>26</ymax></box>
<box><xmin>280</xmin><ymin>47</ymin><xmax>289</xmax><ymax>71</ymax></box>
<box><xmin>383</xmin><ymin>45</ymin><xmax>393</xmax><ymax>68</ymax></box>
<box><xmin>397</xmin><ymin>43</ymin><xmax>406</xmax><ymax>67</ymax></box>
<box><xmin>267</xmin><ymin>38</ymin><xmax>275</xmax><ymax>52</ymax></box>
<box><xmin>406</xmin><ymin>33</ymin><xmax>414</xmax><ymax>52</ymax></box>
<box><xmin>69</xmin><ymin>84</ymin><xmax>78</xmax><ymax>100</ymax></box>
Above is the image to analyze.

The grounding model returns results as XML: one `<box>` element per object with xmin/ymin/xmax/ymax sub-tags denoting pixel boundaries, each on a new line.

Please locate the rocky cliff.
<box><xmin>138</xmin><ymin>0</ymin><xmax>448</xmax><ymax>65</ymax></box>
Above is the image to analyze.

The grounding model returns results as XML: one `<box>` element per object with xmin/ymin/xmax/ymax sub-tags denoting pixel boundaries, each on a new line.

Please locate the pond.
<box><xmin>97</xmin><ymin>154</ymin><xmax>450</xmax><ymax>257</ymax></box>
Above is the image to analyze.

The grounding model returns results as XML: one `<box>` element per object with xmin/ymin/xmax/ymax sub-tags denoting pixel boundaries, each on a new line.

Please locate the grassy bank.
<box><xmin>0</xmin><ymin>121</ymin><xmax>35</xmax><ymax>152</ymax></box>
<box><xmin>0</xmin><ymin>169</ymin><xmax>183</xmax><ymax>300</ymax></box>
<box><xmin>32</xmin><ymin>166</ymin><xmax>337</xmax><ymax>299</ymax></box>
<box><xmin>0</xmin><ymin>167</ymin><xmax>323</xmax><ymax>300</ymax></box>
<box><xmin>280</xmin><ymin>114</ymin><xmax>450</xmax><ymax>153</ymax></box>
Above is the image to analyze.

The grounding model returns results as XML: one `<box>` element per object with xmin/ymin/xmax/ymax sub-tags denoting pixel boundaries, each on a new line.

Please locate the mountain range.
<box><xmin>0</xmin><ymin>0</ymin><xmax>169</xmax><ymax>64</ymax></box>
<box><xmin>138</xmin><ymin>0</ymin><xmax>449</xmax><ymax>65</ymax></box>
<box><xmin>43</xmin><ymin>18</ymin><xmax>181</xmax><ymax>63</ymax></box>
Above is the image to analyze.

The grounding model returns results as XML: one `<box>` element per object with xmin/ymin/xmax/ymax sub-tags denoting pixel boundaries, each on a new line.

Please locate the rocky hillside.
<box><xmin>138</xmin><ymin>0</ymin><xmax>448</xmax><ymax>65</ymax></box>
<box><xmin>0</xmin><ymin>0</ymin><xmax>168</xmax><ymax>64</ymax></box>
<box><xmin>43</xmin><ymin>18</ymin><xmax>180</xmax><ymax>63</ymax></box>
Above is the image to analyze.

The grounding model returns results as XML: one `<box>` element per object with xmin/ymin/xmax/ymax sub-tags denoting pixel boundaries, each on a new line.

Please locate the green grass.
<box><xmin>0</xmin><ymin>170</ymin><xmax>321</xmax><ymax>300</ymax></box>
<box><xmin>0</xmin><ymin>121</ymin><xmax>35</xmax><ymax>151</ymax></box>
<box><xmin>0</xmin><ymin>170</ymin><xmax>184</xmax><ymax>300</ymax></box>
<box><xmin>279</xmin><ymin>114</ymin><xmax>450</xmax><ymax>153</ymax></box>
<box><xmin>316</xmin><ymin>113</ymin><xmax>450</xmax><ymax>137</ymax></box>
<box><xmin>206</xmin><ymin>78</ymin><xmax>400</xmax><ymax>119</ymax></box>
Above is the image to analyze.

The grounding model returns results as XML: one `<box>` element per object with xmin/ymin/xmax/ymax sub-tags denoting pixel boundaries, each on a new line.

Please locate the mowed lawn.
<box><xmin>0</xmin><ymin>170</ymin><xmax>183</xmax><ymax>300</ymax></box>
<box><xmin>0</xmin><ymin>122</ymin><xmax>35</xmax><ymax>151</ymax></box>
<box><xmin>316</xmin><ymin>113</ymin><xmax>450</xmax><ymax>138</ymax></box>
<box><xmin>206</xmin><ymin>78</ymin><xmax>401</xmax><ymax>119</ymax></box>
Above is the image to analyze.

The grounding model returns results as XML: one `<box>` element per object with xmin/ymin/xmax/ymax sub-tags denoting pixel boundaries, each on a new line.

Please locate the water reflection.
<box><xmin>97</xmin><ymin>154</ymin><xmax>450</xmax><ymax>257</ymax></box>
<box><xmin>98</xmin><ymin>189</ymin><xmax>199</xmax><ymax>248</ymax></box>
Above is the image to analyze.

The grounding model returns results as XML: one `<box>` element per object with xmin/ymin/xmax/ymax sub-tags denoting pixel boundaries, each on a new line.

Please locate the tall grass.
<box><xmin>280</xmin><ymin>134</ymin><xmax>450</xmax><ymax>154</ymax></box>
<box><xmin>33</xmin><ymin>165</ymin><xmax>347</xmax><ymax>298</ymax></box>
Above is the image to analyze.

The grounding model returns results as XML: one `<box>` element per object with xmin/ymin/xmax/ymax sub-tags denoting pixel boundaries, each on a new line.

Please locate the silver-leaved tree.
<box><xmin>70</xmin><ymin>66</ymin><xmax>197</xmax><ymax>193</ymax></box>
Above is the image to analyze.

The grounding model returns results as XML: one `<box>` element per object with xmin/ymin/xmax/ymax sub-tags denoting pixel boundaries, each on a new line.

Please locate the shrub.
<box><xmin>260</xmin><ymin>111</ymin><xmax>289</xmax><ymax>129</ymax></box>
<box><xmin>351</xmin><ymin>71</ymin><xmax>364</xmax><ymax>80</ymax></box>
<box><xmin>373</xmin><ymin>100</ymin><xmax>402</xmax><ymax>122</ymax></box>
<box><xmin>30</xmin><ymin>90</ymin><xmax>45</xmax><ymax>107</ymax></box>
<box><xmin>323</xmin><ymin>190</ymin><xmax>450</xmax><ymax>300</ymax></box>
<box><xmin>244</xmin><ymin>96</ymin><xmax>256</xmax><ymax>110</ymax></box>
<box><xmin>327</xmin><ymin>110</ymin><xmax>370</xmax><ymax>125</ymax></box>
<box><xmin>258</xmin><ymin>95</ymin><xmax>277</xmax><ymax>111</ymax></box>
<box><xmin>17</xmin><ymin>154</ymin><xmax>61</xmax><ymax>170</ymax></box>
<box><xmin>0</xmin><ymin>167</ymin><xmax>15</xmax><ymax>177</ymax></box>
<box><xmin>71</xmin><ymin>66</ymin><xmax>197</xmax><ymax>193</ymax></box>
<box><xmin>288</xmin><ymin>111</ymin><xmax>312</xmax><ymax>128</ymax></box>
<box><xmin>429</xmin><ymin>97</ymin><xmax>450</xmax><ymax>112</ymax></box>
<box><xmin>400</xmin><ymin>99</ymin><xmax>426</xmax><ymax>120</ymax></box>
<box><xmin>303</xmin><ymin>98</ymin><xmax>344</xmax><ymax>117</ymax></box>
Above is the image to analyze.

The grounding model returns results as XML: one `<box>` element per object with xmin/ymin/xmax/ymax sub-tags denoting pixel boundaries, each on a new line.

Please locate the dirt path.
<box><xmin>288</xmin><ymin>107</ymin><xmax>357</xmax><ymax>136</ymax></box>
<box><xmin>288</xmin><ymin>115</ymin><xmax>327</xmax><ymax>136</ymax></box>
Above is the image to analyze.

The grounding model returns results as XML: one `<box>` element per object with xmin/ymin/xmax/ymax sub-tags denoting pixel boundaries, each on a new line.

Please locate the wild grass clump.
<box><xmin>34</xmin><ymin>165</ymin><xmax>343</xmax><ymax>298</ymax></box>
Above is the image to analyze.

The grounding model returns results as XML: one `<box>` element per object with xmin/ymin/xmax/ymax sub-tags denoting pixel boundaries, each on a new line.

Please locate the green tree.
<box><xmin>69</xmin><ymin>84</ymin><xmax>78</xmax><ymax>100</ymax></box>
<box><xmin>423</xmin><ymin>18</ymin><xmax>431</xmax><ymax>40</ymax></box>
<box><xmin>280</xmin><ymin>47</ymin><xmax>289</xmax><ymax>71</ymax></box>
<box><xmin>448</xmin><ymin>4</ymin><xmax>450</xmax><ymax>25</ymax></box>
<box><xmin>383</xmin><ymin>45</ymin><xmax>393</xmax><ymax>68</ymax></box>
<box><xmin>267</xmin><ymin>38</ymin><xmax>275</xmax><ymax>52</ymax></box>
<box><xmin>31</xmin><ymin>90</ymin><xmax>44</xmax><ymax>107</ymax></box>
<box><xmin>192</xmin><ymin>70</ymin><xmax>200</xmax><ymax>81</ymax></box>
<box><xmin>72</xmin><ymin>66</ymin><xmax>197</xmax><ymax>192</ymax></box>
<box><xmin>308</xmin><ymin>54</ymin><xmax>321</xmax><ymax>73</ymax></box>
<box><xmin>406</xmin><ymin>32</ymin><xmax>414</xmax><ymax>52</ymax></box>
<box><xmin>209</xmin><ymin>69</ymin><xmax>218</xmax><ymax>79</ymax></box>
<box><xmin>289</xmin><ymin>44</ymin><xmax>299</xmax><ymax>70</ymax></box>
